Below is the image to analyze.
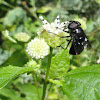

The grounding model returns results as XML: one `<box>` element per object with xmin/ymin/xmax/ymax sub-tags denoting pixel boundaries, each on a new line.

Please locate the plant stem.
<box><xmin>46</xmin><ymin>83</ymin><xmax>53</xmax><ymax>99</ymax></box>
<box><xmin>42</xmin><ymin>47</ymin><xmax>53</xmax><ymax>100</ymax></box>
<box><xmin>33</xmin><ymin>74</ymin><xmax>40</xmax><ymax>100</ymax></box>
<box><xmin>22</xmin><ymin>1</ymin><xmax>39</xmax><ymax>20</ymax></box>
<box><xmin>3</xmin><ymin>1</ymin><xmax>14</xmax><ymax>8</ymax></box>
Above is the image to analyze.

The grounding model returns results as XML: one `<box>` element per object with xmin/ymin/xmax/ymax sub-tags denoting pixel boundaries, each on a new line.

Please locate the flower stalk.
<box><xmin>42</xmin><ymin>47</ymin><xmax>53</xmax><ymax>100</ymax></box>
<box><xmin>33</xmin><ymin>74</ymin><xmax>40</xmax><ymax>100</ymax></box>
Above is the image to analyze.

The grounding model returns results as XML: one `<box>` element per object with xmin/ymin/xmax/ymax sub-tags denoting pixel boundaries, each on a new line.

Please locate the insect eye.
<box><xmin>68</xmin><ymin>23</ymin><xmax>77</xmax><ymax>29</ymax></box>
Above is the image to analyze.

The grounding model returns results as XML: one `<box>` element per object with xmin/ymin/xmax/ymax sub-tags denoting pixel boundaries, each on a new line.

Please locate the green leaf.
<box><xmin>0</xmin><ymin>49</ymin><xmax>11</xmax><ymax>65</ymax></box>
<box><xmin>2</xmin><ymin>30</ymin><xmax>17</xmax><ymax>43</ymax></box>
<box><xmin>49</xmin><ymin>79</ymin><xmax>62</xmax><ymax>86</ymax></box>
<box><xmin>0</xmin><ymin>83</ymin><xmax>42</xmax><ymax>100</ymax></box>
<box><xmin>61</xmin><ymin>0</ymin><xmax>80</xmax><ymax>8</ymax></box>
<box><xmin>95</xmin><ymin>0</ymin><xmax>100</xmax><ymax>4</ymax></box>
<box><xmin>49</xmin><ymin>49</ymin><xmax>70</xmax><ymax>79</ymax></box>
<box><xmin>0</xmin><ymin>87</ymin><xmax>22</xmax><ymax>100</ymax></box>
<box><xmin>63</xmin><ymin>64</ymin><xmax>100</xmax><ymax>100</ymax></box>
<box><xmin>1</xmin><ymin>50</ymin><xmax>28</xmax><ymax>67</ymax></box>
<box><xmin>0</xmin><ymin>0</ymin><xmax>4</xmax><ymax>4</ymax></box>
<box><xmin>3</xmin><ymin>7</ymin><xmax>26</xmax><ymax>26</ymax></box>
<box><xmin>16</xmin><ymin>83</ymin><xmax>42</xmax><ymax>100</ymax></box>
<box><xmin>87</xmin><ymin>20</ymin><xmax>95</xmax><ymax>33</ymax></box>
<box><xmin>37</xmin><ymin>6</ymin><xmax>52</xmax><ymax>13</ymax></box>
<box><xmin>0</xmin><ymin>24</ymin><xmax>5</xmax><ymax>31</ymax></box>
<box><xmin>0</xmin><ymin>65</ymin><xmax>34</xmax><ymax>89</ymax></box>
<box><xmin>30</xmin><ymin>0</ymin><xmax>35</xmax><ymax>6</ymax></box>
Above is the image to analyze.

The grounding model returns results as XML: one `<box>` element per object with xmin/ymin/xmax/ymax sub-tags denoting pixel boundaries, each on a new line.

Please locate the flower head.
<box><xmin>14</xmin><ymin>32</ymin><xmax>30</xmax><ymax>42</ymax></box>
<box><xmin>38</xmin><ymin>16</ymin><xmax>68</xmax><ymax>47</ymax></box>
<box><xmin>39</xmin><ymin>16</ymin><xmax>68</xmax><ymax>35</ymax></box>
<box><xmin>26</xmin><ymin>38</ymin><xmax>50</xmax><ymax>59</ymax></box>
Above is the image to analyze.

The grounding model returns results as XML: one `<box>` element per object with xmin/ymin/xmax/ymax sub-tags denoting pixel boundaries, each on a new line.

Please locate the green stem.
<box><xmin>3</xmin><ymin>1</ymin><xmax>14</xmax><ymax>8</ymax></box>
<box><xmin>39</xmin><ymin>59</ymin><xmax>42</xmax><ymax>68</ymax></box>
<box><xmin>46</xmin><ymin>83</ymin><xmax>53</xmax><ymax>99</ymax></box>
<box><xmin>33</xmin><ymin>74</ymin><xmax>40</xmax><ymax>100</ymax></box>
<box><xmin>23</xmin><ymin>3</ymin><xmax>39</xmax><ymax>20</ymax></box>
<box><xmin>42</xmin><ymin>47</ymin><xmax>53</xmax><ymax>100</ymax></box>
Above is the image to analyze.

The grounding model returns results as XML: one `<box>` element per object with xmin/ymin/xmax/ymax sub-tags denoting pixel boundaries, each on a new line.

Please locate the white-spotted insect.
<box><xmin>40</xmin><ymin>16</ymin><xmax>91</xmax><ymax>55</ymax></box>
<box><xmin>64</xmin><ymin>21</ymin><xmax>91</xmax><ymax>55</ymax></box>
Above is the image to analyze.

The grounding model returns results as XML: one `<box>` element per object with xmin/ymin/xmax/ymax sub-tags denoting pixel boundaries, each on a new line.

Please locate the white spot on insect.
<box><xmin>85</xmin><ymin>38</ymin><xmax>87</xmax><ymax>41</ymax></box>
<box><xmin>78</xmin><ymin>42</ymin><xmax>80</xmax><ymax>45</ymax></box>
<box><xmin>84</xmin><ymin>44</ymin><xmax>88</xmax><ymax>51</ymax></box>
<box><xmin>82</xmin><ymin>42</ymin><xmax>84</xmax><ymax>45</ymax></box>
<box><xmin>80</xmin><ymin>37</ymin><xmax>82</xmax><ymax>39</ymax></box>
<box><xmin>76</xmin><ymin>29</ymin><xmax>78</xmax><ymax>33</ymax></box>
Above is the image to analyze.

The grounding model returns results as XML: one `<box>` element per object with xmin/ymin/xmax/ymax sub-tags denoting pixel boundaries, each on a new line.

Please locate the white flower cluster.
<box><xmin>39</xmin><ymin>15</ymin><xmax>68</xmax><ymax>35</ymax></box>
<box><xmin>26</xmin><ymin>38</ymin><xmax>50</xmax><ymax>59</ymax></box>
<box><xmin>37</xmin><ymin>16</ymin><xmax>69</xmax><ymax>47</ymax></box>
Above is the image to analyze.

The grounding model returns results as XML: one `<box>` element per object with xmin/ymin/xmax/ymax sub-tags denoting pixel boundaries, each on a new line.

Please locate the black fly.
<box><xmin>63</xmin><ymin>21</ymin><xmax>91</xmax><ymax>55</ymax></box>
<box><xmin>39</xmin><ymin>16</ymin><xmax>91</xmax><ymax>55</ymax></box>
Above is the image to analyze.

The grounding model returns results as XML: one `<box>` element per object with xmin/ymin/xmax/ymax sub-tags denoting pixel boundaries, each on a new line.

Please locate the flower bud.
<box><xmin>14</xmin><ymin>32</ymin><xmax>30</xmax><ymax>42</ymax></box>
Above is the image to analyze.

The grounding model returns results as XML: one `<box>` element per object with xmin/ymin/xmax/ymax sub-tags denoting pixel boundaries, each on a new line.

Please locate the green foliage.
<box><xmin>16</xmin><ymin>83</ymin><xmax>42</xmax><ymax>100</ymax></box>
<box><xmin>0</xmin><ymin>65</ymin><xmax>35</xmax><ymax>89</ymax></box>
<box><xmin>0</xmin><ymin>24</ymin><xmax>5</xmax><ymax>31</ymax></box>
<box><xmin>0</xmin><ymin>0</ymin><xmax>100</xmax><ymax>100</ymax></box>
<box><xmin>2</xmin><ymin>30</ymin><xmax>17</xmax><ymax>43</ymax></box>
<box><xmin>49</xmin><ymin>79</ymin><xmax>62</xmax><ymax>86</ymax></box>
<box><xmin>3</xmin><ymin>7</ymin><xmax>26</xmax><ymax>27</ymax></box>
<box><xmin>24</xmin><ymin>19</ymin><xmax>41</xmax><ymax>35</ymax></box>
<box><xmin>63</xmin><ymin>64</ymin><xmax>100</xmax><ymax>100</ymax></box>
<box><xmin>0</xmin><ymin>83</ymin><xmax>42</xmax><ymax>100</ymax></box>
<box><xmin>1</xmin><ymin>50</ymin><xmax>28</xmax><ymax>66</ymax></box>
<box><xmin>25</xmin><ymin>60</ymin><xmax>40</xmax><ymax>72</ymax></box>
<box><xmin>0</xmin><ymin>49</ymin><xmax>11</xmax><ymax>65</ymax></box>
<box><xmin>49</xmin><ymin>49</ymin><xmax>70</xmax><ymax>79</ymax></box>
<box><xmin>0</xmin><ymin>87</ymin><xmax>23</xmax><ymax>100</ymax></box>
<box><xmin>37</xmin><ymin>6</ymin><xmax>52</xmax><ymax>13</ymax></box>
<box><xmin>61</xmin><ymin>0</ymin><xmax>80</xmax><ymax>8</ymax></box>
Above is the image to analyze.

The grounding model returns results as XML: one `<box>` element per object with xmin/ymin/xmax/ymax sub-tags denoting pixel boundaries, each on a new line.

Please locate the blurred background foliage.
<box><xmin>0</xmin><ymin>0</ymin><xmax>100</xmax><ymax>100</ymax></box>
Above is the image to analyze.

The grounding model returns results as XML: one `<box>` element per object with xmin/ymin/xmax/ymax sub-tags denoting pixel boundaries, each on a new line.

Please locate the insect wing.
<box><xmin>83</xmin><ymin>34</ymin><xmax>91</xmax><ymax>50</ymax></box>
<box><xmin>69</xmin><ymin>43</ymin><xmax>78</xmax><ymax>55</ymax></box>
<box><xmin>69</xmin><ymin>34</ymin><xmax>91</xmax><ymax>55</ymax></box>
<box><xmin>69</xmin><ymin>38</ymin><xmax>84</xmax><ymax>55</ymax></box>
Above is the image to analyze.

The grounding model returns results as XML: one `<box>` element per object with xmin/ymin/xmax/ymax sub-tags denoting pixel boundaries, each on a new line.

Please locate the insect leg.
<box><xmin>48</xmin><ymin>31</ymin><xmax>70</xmax><ymax>38</ymax></box>
<box><xmin>66</xmin><ymin>39</ymin><xmax>71</xmax><ymax>41</ymax></box>
<box><xmin>56</xmin><ymin>45</ymin><xmax>64</xmax><ymax>49</ymax></box>
<box><xmin>66</xmin><ymin>39</ymin><xmax>72</xmax><ymax>49</ymax></box>
<box><xmin>60</xmin><ymin>36</ymin><xmax>70</xmax><ymax>38</ymax></box>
